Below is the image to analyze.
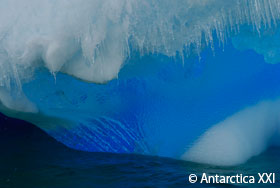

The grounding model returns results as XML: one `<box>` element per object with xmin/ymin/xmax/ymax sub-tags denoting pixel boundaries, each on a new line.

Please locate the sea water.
<box><xmin>1</xmin><ymin>114</ymin><xmax>280</xmax><ymax>188</ymax></box>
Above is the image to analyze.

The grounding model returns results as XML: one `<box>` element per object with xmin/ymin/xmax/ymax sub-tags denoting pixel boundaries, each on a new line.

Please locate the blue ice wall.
<box><xmin>2</xmin><ymin>0</ymin><xmax>280</xmax><ymax>166</ymax></box>
<box><xmin>21</xmin><ymin>39</ymin><xmax>280</xmax><ymax>159</ymax></box>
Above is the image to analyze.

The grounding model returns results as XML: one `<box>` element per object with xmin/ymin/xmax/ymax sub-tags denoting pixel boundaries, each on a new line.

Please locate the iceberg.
<box><xmin>1</xmin><ymin>0</ymin><xmax>280</xmax><ymax>166</ymax></box>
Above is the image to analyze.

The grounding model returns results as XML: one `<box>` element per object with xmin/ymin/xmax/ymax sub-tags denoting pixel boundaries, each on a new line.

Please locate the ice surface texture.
<box><xmin>1</xmin><ymin>0</ymin><xmax>280</xmax><ymax>166</ymax></box>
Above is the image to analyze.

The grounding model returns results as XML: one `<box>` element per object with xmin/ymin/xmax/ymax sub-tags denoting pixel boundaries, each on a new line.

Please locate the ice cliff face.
<box><xmin>1</xmin><ymin>0</ymin><xmax>280</xmax><ymax>166</ymax></box>
<box><xmin>1</xmin><ymin>0</ymin><xmax>280</xmax><ymax>111</ymax></box>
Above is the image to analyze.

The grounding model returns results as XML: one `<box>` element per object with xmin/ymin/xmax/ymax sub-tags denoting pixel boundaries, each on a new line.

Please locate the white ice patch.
<box><xmin>182</xmin><ymin>100</ymin><xmax>280</xmax><ymax>166</ymax></box>
<box><xmin>0</xmin><ymin>87</ymin><xmax>38</xmax><ymax>113</ymax></box>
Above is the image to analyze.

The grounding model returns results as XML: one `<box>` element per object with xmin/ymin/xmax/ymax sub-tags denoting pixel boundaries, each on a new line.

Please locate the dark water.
<box><xmin>0</xmin><ymin>114</ymin><xmax>279</xmax><ymax>188</ymax></box>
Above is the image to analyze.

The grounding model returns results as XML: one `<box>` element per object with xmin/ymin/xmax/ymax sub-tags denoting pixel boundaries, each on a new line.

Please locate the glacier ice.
<box><xmin>1</xmin><ymin>0</ymin><xmax>280</xmax><ymax>93</ymax></box>
<box><xmin>232</xmin><ymin>28</ymin><xmax>280</xmax><ymax>64</ymax></box>
<box><xmin>1</xmin><ymin>0</ymin><xmax>280</xmax><ymax>166</ymax></box>
<box><xmin>183</xmin><ymin>100</ymin><xmax>280</xmax><ymax>166</ymax></box>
